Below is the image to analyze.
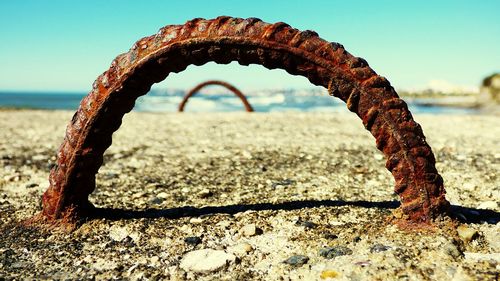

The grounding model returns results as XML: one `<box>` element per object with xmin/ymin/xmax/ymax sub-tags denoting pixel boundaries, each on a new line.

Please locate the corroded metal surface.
<box><xmin>41</xmin><ymin>16</ymin><xmax>449</xmax><ymax>224</ymax></box>
<box><xmin>178</xmin><ymin>80</ymin><xmax>254</xmax><ymax>112</ymax></box>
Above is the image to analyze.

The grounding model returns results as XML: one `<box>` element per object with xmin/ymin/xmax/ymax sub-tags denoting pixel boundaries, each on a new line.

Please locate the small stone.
<box><xmin>189</xmin><ymin>217</ymin><xmax>204</xmax><ymax>224</ymax></box>
<box><xmin>184</xmin><ymin>236</ymin><xmax>202</xmax><ymax>246</ymax></box>
<box><xmin>229</xmin><ymin>243</ymin><xmax>253</xmax><ymax>257</ymax></box>
<box><xmin>109</xmin><ymin>225</ymin><xmax>129</xmax><ymax>242</ymax></box>
<box><xmin>320</xmin><ymin>270</ymin><xmax>339</xmax><ymax>279</ymax></box>
<box><xmin>149</xmin><ymin>256</ymin><xmax>160</xmax><ymax>267</ymax></box>
<box><xmin>296</xmin><ymin>219</ymin><xmax>317</xmax><ymax>229</ymax></box>
<box><xmin>198</xmin><ymin>188</ymin><xmax>213</xmax><ymax>198</ymax></box>
<box><xmin>146</xmin><ymin>182</ymin><xmax>162</xmax><ymax>189</ymax></box>
<box><xmin>329</xmin><ymin>221</ymin><xmax>344</xmax><ymax>226</ymax></box>
<box><xmin>370</xmin><ymin>244</ymin><xmax>391</xmax><ymax>253</ymax></box>
<box><xmin>283</xmin><ymin>255</ymin><xmax>309</xmax><ymax>266</ymax></box>
<box><xmin>354</xmin><ymin>260</ymin><xmax>371</xmax><ymax>267</ymax></box>
<box><xmin>319</xmin><ymin>246</ymin><xmax>353</xmax><ymax>259</ymax></box>
<box><xmin>240</xmin><ymin>224</ymin><xmax>263</xmax><ymax>237</ymax></box>
<box><xmin>157</xmin><ymin>192</ymin><xmax>168</xmax><ymax>199</ymax></box>
<box><xmin>180</xmin><ymin>249</ymin><xmax>236</xmax><ymax>273</ymax></box>
<box><xmin>457</xmin><ymin>225</ymin><xmax>478</xmax><ymax>243</ymax></box>
<box><xmin>149</xmin><ymin>197</ymin><xmax>163</xmax><ymax>205</ymax></box>
<box><xmin>128</xmin><ymin>232</ymin><xmax>141</xmax><ymax>244</ymax></box>
<box><xmin>477</xmin><ymin>201</ymin><xmax>497</xmax><ymax>210</ymax></box>
<box><xmin>303</xmin><ymin>221</ymin><xmax>317</xmax><ymax>229</ymax></box>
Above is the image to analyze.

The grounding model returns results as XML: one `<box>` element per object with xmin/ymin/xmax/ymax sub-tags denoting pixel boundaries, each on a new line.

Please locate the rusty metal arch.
<box><xmin>178</xmin><ymin>80</ymin><xmax>254</xmax><ymax>112</ymax></box>
<box><xmin>41</xmin><ymin>16</ymin><xmax>449</xmax><ymax>224</ymax></box>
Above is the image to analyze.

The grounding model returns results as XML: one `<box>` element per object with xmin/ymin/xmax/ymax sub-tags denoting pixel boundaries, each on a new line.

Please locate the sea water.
<box><xmin>0</xmin><ymin>90</ymin><xmax>477</xmax><ymax>114</ymax></box>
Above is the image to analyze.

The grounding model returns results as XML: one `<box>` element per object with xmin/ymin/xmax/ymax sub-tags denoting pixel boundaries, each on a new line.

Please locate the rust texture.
<box><xmin>178</xmin><ymin>80</ymin><xmax>254</xmax><ymax>112</ymax></box>
<box><xmin>41</xmin><ymin>16</ymin><xmax>449</xmax><ymax>224</ymax></box>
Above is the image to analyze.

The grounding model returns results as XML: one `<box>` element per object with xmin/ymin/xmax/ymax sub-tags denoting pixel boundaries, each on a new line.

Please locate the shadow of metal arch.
<box><xmin>40</xmin><ymin>16</ymin><xmax>449</xmax><ymax>225</ymax></box>
<box><xmin>178</xmin><ymin>80</ymin><xmax>254</xmax><ymax>112</ymax></box>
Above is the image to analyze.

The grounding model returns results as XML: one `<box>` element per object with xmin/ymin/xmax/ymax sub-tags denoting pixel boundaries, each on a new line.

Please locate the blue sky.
<box><xmin>0</xmin><ymin>0</ymin><xmax>498</xmax><ymax>92</ymax></box>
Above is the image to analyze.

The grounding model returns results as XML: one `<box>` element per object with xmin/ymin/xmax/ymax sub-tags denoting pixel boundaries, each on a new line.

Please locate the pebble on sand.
<box><xmin>229</xmin><ymin>243</ymin><xmax>253</xmax><ymax>257</ymax></box>
<box><xmin>370</xmin><ymin>244</ymin><xmax>391</xmax><ymax>253</ymax></box>
<box><xmin>184</xmin><ymin>236</ymin><xmax>202</xmax><ymax>246</ymax></box>
<box><xmin>180</xmin><ymin>249</ymin><xmax>236</xmax><ymax>273</ymax></box>
<box><xmin>319</xmin><ymin>246</ymin><xmax>353</xmax><ymax>259</ymax></box>
<box><xmin>457</xmin><ymin>225</ymin><xmax>479</xmax><ymax>243</ymax></box>
<box><xmin>108</xmin><ymin>225</ymin><xmax>129</xmax><ymax>242</ymax></box>
<box><xmin>198</xmin><ymin>188</ymin><xmax>213</xmax><ymax>198</ymax></box>
<box><xmin>240</xmin><ymin>224</ymin><xmax>263</xmax><ymax>237</ymax></box>
<box><xmin>283</xmin><ymin>255</ymin><xmax>309</xmax><ymax>266</ymax></box>
<box><xmin>296</xmin><ymin>219</ymin><xmax>318</xmax><ymax>229</ymax></box>
<box><xmin>189</xmin><ymin>217</ymin><xmax>204</xmax><ymax>224</ymax></box>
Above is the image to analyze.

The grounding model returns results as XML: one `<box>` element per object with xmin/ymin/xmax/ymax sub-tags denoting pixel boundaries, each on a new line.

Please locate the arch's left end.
<box><xmin>40</xmin><ymin>187</ymin><xmax>95</xmax><ymax>225</ymax></box>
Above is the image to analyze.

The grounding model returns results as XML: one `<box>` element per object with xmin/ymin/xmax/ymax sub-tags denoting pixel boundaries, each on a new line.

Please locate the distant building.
<box><xmin>480</xmin><ymin>73</ymin><xmax>500</xmax><ymax>104</ymax></box>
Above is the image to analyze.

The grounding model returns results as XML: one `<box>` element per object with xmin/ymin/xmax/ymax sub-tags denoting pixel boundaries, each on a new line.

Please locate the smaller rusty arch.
<box><xmin>178</xmin><ymin>80</ymin><xmax>254</xmax><ymax>112</ymax></box>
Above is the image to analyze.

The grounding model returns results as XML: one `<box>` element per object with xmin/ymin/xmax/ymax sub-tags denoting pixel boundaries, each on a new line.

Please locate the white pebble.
<box><xmin>157</xmin><ymin>192</ymin><xmax>168</xmax><ymax>199</ymax></box>
<box><xmin>180</xmin><ymin>249</ymin><xmax>235</xmax><ymax>273</ymax></box>
<box><xmin>240</xmin><ymin>224</ymin><xmax>260</xmax><ymax>237</ymax></box>
<box><xmin>108</xmin><ymin>225</ymin><xmax>129</xmax><ymax>242</ymax></box>
<box><xmin>457</xmin><ymin>225</ymin><xmax>478</xmax><ymax>243</ymax></box>
<box><xmin>229</xmin><ymin>243</ymin><xmax>253</xmax><ymax>257</ymax></box>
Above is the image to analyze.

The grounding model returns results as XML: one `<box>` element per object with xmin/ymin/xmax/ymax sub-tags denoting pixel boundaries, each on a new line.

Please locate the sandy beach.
<box><xmin>0</xmin><ymin>110</ymin><xmax>498</xmax><ymax>280</ymax></box>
